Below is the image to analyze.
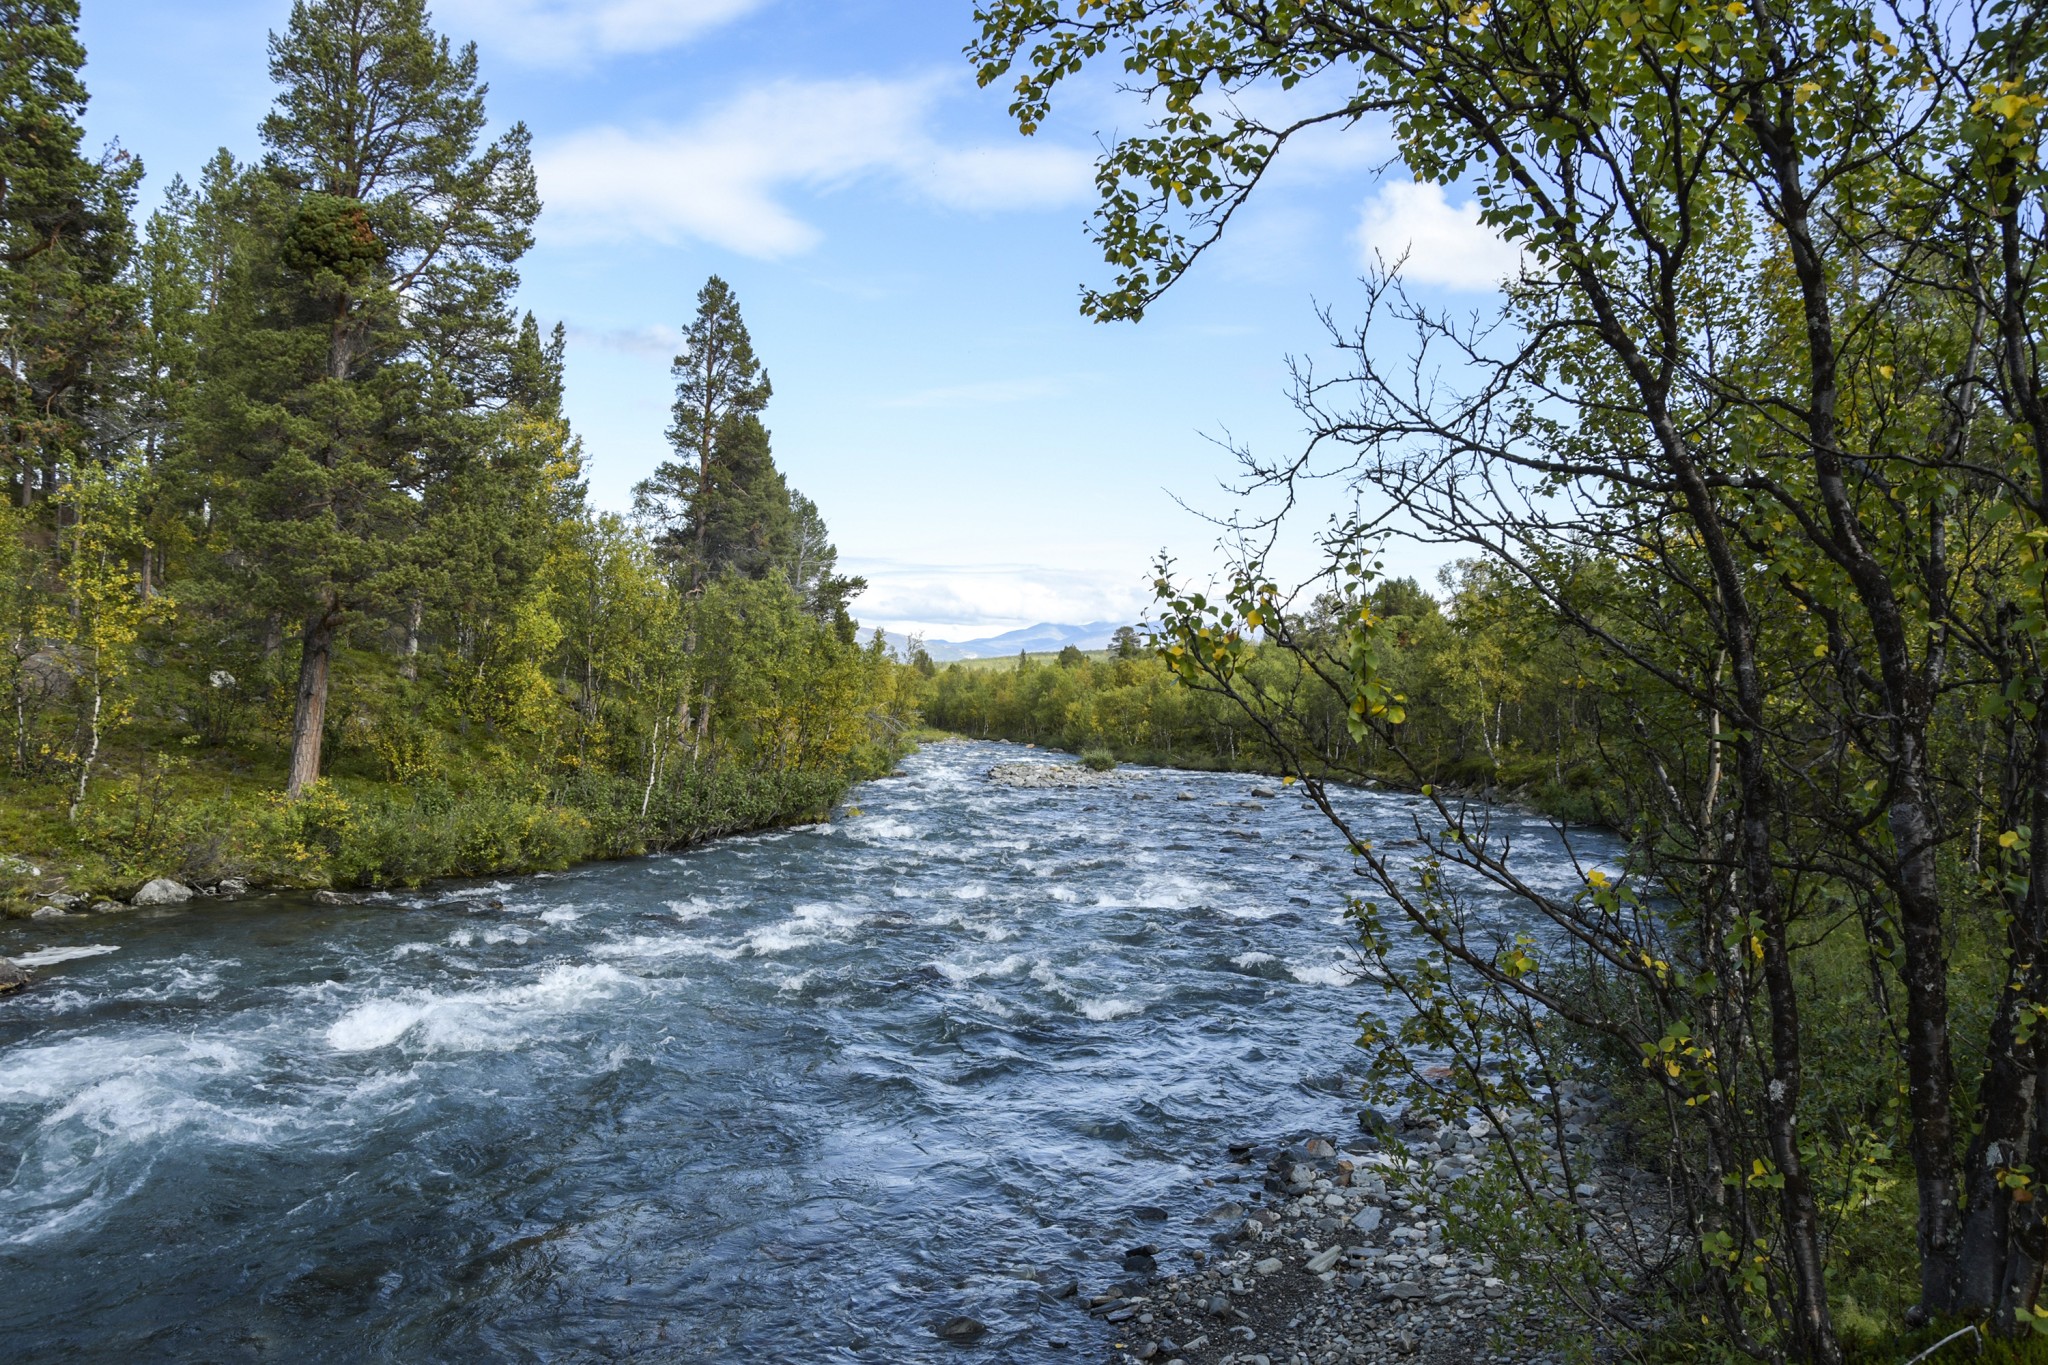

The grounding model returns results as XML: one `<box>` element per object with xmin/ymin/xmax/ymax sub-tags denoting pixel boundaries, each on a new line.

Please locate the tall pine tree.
<box><xmin>633</xmin><ymin>275</ymin><xmax>773</xmax><ymax>589</ymax></box>
<box><xmin>193</xmin><ymin>0</ymin><xmax>537</xmax><ymax>796</ymax></box>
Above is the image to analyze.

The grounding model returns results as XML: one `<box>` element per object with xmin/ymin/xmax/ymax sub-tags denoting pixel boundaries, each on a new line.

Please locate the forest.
<box><xmin>0</xmin><ymin>0</ymin><xmax>917</xmax><ymax>906</ymax></box>
<box><xmin>923</xmin><ymin>572</ymin><xmax>1612</xmax><ymax>818</ymax></box>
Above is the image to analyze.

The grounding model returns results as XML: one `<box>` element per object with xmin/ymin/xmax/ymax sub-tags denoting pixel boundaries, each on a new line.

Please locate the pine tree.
<box><xmin>696</xmin><ymin>412</ymin><xmax>793</xmax><ymax>580</ymax></box>
<box><xmin>194</xmin><ymin>0</ymin><xmax>537</xmax><ymax>797</ymax></box>
<box><xmin>633</xmin><ymin>275</ymin><xmax>770</xmax><ymax>588</ymax></box>
<box><xmin>0</xmin><ymin>0</ymin><xmax>141</xmax><ymax>508</ymax></box>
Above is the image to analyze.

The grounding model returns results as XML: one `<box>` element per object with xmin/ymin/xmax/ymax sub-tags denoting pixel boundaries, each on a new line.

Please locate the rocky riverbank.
<box><xmin>1052</xmin><ymin>1093</ymin><xmax>1651</xmax><ymax>1365</ymax></box>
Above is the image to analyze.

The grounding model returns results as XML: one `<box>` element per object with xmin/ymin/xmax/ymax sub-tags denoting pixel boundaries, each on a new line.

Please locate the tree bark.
<box><xmin>287</xmin><ymin>608</ymin><xmax>337</xmax><ymax>798</ymax></box>
<box><xmin>398</xmin><ymin>598</ymin><xmax>421</xmax><ymax>681</ymax></box>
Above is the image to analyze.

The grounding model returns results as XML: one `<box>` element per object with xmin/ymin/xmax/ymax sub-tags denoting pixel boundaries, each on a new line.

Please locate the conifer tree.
<box><xmin>0</xmin><ymin>0</ymin><xmax>141</xmax><ymax>508</ymax></box>
<box><xmin>195</xmin><ymin>0</ymin><xmax>537</xmax><ymax>796</ymax></box>
<box><xmin>634</xmin><ymin>275</ymin><xmax>771</xmax><ymax>588</ymax></box>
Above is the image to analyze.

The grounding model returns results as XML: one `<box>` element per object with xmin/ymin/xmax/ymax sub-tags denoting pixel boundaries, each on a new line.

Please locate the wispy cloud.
<box><xmin>1355</xmin><ymin>180</ymin><xmax>1526</xmax><ymax>292</ymax></box>
<box><xmin>437</xmin><ymin>0</ymin><xmax>768</xmax><ymax>66</ymax></box>
<box><xmin>564</xmin><ymin>323</ymin><xmax>677</xmax><ymax>359</ymax></box>
<box><xmin>536</xmin><ymin>75</ymin><xmax>1095</xmax><ymax>256</ymax></box>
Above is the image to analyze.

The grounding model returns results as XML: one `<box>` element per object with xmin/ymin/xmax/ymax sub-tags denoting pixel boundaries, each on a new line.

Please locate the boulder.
<box><xmin>131</xmin><ymin>878</ymin><xmax>195</xmax><ymax>906</ymax></box>
<box><xmin>934</xmin><ymin>1316</ymin><xmax>987</xmax><ymax>1342</ymax></box>
<box><xmin>0</xmin><ymin>958</ymin><xmax>30</xmax><ymax>994</ymax></box>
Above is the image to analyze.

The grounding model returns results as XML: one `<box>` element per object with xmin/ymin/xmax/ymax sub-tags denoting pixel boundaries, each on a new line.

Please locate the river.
<box><xmin>0</xmin><ymin>740</ymin><xmax>1602</xmax><ymax>1362</ymax></box>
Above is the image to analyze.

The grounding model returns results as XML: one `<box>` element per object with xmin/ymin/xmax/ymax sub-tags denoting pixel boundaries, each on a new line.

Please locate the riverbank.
<box><xmin>1065</xmin><ymin>1097</ymin><xmax>1657</xmax><ymax>1365</ymax></box>
<box><xmin>0</xmin><ymin>757</ymin><xmax>888</xmax><ymax>923</ymax></box>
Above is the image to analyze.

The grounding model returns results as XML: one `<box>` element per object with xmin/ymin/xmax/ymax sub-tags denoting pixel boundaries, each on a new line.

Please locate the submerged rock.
<box><xmin>934</xmin><ymin>1315</ymin><xmax>987</xmax><ymax>1342</ymax></box>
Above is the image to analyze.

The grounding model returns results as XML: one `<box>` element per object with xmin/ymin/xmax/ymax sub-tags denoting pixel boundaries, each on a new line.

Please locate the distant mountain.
<box><xmin>882</xmin><ymin>621</ymin><xmax>1134</xmax><ymax>662</ymax></box>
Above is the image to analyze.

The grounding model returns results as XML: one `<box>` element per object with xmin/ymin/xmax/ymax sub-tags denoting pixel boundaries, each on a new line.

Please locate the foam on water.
<box><xmin>325</xmin><ymin>963</ymin><xmax>638</xmax><ymax>1054</ymax></box>
<box><xmin>1288</xmin><ymin>961</ymin><xmax>1362</xmax><ymax>987</ymax></box>
<box><xmin>12</xmin><ymin>944</ymin><xmax>120</xmax><ymax>967</ymax></box>
<box><xmin>0</xmin><ymin>739</ymin><xmax>1610</xmax><ymax>1361</ymax></box>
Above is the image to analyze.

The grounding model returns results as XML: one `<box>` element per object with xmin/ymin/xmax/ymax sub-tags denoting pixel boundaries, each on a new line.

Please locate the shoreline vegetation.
<box><xmin>2</xmin><ymin>4</ymin><xmax>925</xmax><ymax>923</ymax></box>
<box><xmin>925</xmin><ymin>594</ymin><xmax>1611</xmax><ymax>829</ymax></box>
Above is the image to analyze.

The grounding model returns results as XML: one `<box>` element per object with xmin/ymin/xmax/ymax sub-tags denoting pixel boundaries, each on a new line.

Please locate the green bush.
<box><xmin>1080</xmin><ymin>748</ymin><xmax>1117</xmax><ymax>771</ymax></box>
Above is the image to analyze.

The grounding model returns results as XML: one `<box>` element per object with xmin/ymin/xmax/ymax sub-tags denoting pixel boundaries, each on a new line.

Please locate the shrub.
<box><xmin>1080</xmin><ymin>748</ymin><xmax>1116</xmax><ymax>771</ymax></box>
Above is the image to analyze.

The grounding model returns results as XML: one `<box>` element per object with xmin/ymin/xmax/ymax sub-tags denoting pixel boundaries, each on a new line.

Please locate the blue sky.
<box><xmin>79</xmin><ymin>0</ymin><xmax>1518</xmax><ymax>641</ymax></box>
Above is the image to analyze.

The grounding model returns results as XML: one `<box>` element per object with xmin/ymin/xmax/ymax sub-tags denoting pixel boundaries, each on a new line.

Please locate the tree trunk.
<box><xmin>68</xmin><ymin>673</ymin><xmax>101</xmax><ymax>821</ymax></box>
<box><xmin>693</xmin><ymin>682</ymin><xmax>714</xmax><ymax>758</ymax></box>
<box><xmin>399</xmin><ymin>598</ymin><xmax>422</xmax><ymax>681</ymax></box>
<box><xmin>287</xmin><ymin>609</ymin><xmax>337</xmax><ymax>798</ymax></box>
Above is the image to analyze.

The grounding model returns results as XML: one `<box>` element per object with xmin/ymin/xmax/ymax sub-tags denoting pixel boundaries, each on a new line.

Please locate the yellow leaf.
<box><xmin>1282</xmin><ymin>774</ymin><xmax>1298</xmax><ymax>786</ymax></box>
<box><xmin>1795</xmin><ymin>81</ymin><xmax>1820</xmax><ymax>103</ymax></box>
<box><xmin>1813</xmin><ymin>643</ymin><xmax>1829</xmax><ymax>658</ymax></box>
<box><xmin>1878</xmin><ymin>364</ymin><xmax>1895</xmax><ymax>379</ymax></box>
<box><xmin>2000</xmin><ymin>831</ymin><xmax>2021</xmax><ymax>849</ymax></box>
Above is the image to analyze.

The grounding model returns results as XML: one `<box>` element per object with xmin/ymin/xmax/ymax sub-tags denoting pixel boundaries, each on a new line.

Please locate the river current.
<box><xmin>0</xmin><ymin>740</ymin><xmax>1602</xmax><ymax>1362</ymax></box>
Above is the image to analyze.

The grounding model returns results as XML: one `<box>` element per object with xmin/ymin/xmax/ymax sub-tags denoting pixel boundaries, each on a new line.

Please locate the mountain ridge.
<box><xmin>882</xmin><ymin>620</ymin><xmax>1134</xmax><ymax>662</ymax></box>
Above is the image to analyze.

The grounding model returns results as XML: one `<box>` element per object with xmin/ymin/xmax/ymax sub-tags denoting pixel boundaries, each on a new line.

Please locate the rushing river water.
<box><xmin>0</xmin><ymin>741</ymin><xmax>1604</xmax><ymax>1362</ymax></box>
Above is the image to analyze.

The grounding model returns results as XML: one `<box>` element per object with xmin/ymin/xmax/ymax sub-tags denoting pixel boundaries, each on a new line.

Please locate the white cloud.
<box><xmin>1355</xmin><ymin>180</ymin><xmax>1526</xmax><ymax>291</ymax></box>
<box><xmin>536</xmin><ymin>77</ymin><xmax>1095</xmax><ymax>257</ymax></box>
<box><xmin>841</xmin><ymin>558</ymin><xmax>1153</xmax><ymax>637</ymax></box>
<box><xmin>436</xmin><ymin>0</ymin><xmax>768</xmax><ymax>66</ymax></box>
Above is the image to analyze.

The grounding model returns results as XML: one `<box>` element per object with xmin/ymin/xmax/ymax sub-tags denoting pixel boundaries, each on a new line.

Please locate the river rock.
<box><xmin>985</xmin><ymin>762</ymin><xmax>1120</xmax><ymax>790</ymax></box>
<box><xmin>934</xmin><ymin>1315</ymin><xmax>987</xmax><ymax>1341</ymax></box>
<box><xmin>215</xmin><ymin>878</ymin><xmax>251</xmax><ymax>898</ymax></box>
<box><xmin>0</xmin><ymin>958</ymin><xmax>30</xmax><ymax>994</ymax></box>
<box><xmin>131</xmin><ymin>878</ymin><xmax>195</xmax><ymax>906</ymax></box>
<box><xmin>32</xmin><ymin>905</ymin><xmax>66</xmax><ymax>920</ymax></box>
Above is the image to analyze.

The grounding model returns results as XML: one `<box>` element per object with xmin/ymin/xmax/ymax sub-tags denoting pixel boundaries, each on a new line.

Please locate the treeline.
<box><xmin>924</xmin><ymin>571</ymin><xmax>1605</xmax><ymax>817</ymax></box>
<box><xmin>977</xmin><ymin>0</ymin><xmax>2048</xmax><ymax>1359</ymax></box>
<box><xmin>0</xmin><ymin>0</ymin><xmax>911</xmax><ymax>904</ymax></box>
